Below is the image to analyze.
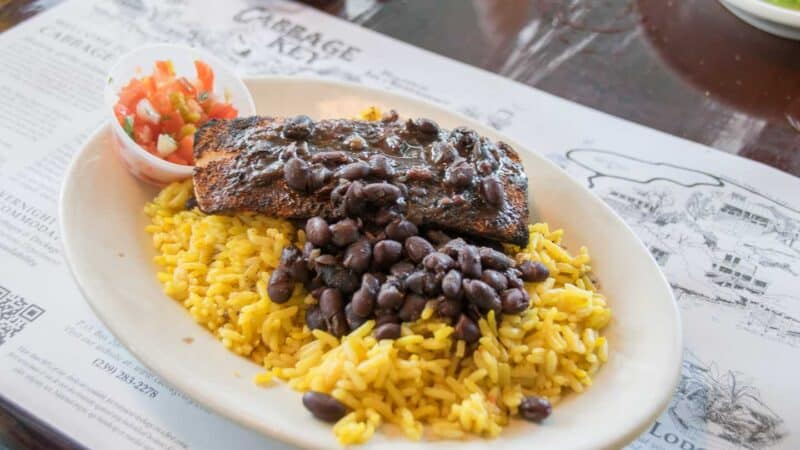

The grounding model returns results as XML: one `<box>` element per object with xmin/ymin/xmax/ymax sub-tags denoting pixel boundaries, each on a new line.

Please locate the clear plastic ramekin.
<box><xmin>104</xmin><ymin>44</ymin><xmax>256</xmax><ymax>186</ymax></box>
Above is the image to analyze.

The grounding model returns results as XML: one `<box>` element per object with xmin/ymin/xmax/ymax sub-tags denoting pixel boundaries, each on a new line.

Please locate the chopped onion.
<box><xmin>136</xmin><ymin>98</ymin><xmax>161</xmax><ymax>124</ymax></box>
<box><xmin>156</xmin><ymin>134</ymin><xmax>177</xmax><ymax>156</ymax></box>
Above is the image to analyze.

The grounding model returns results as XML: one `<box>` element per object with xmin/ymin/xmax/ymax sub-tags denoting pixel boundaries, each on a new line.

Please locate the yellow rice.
<box><xmin>144</xmin><ymin>179</ymin><xmax>611</xmax><ymax>444</ymax></box>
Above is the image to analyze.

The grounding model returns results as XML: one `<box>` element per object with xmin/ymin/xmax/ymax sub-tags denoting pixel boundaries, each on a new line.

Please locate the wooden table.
<box><xmin>1</xmin><ymin>0</ymin><xmax>798</xmax><ymax>447</ymax></box>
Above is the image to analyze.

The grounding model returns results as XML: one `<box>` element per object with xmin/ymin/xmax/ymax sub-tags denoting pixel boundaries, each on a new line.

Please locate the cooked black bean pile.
<box><xmin>267</xmin><ymin>213</ymin><xmax>549</xmax><ymax>343</ymax></box>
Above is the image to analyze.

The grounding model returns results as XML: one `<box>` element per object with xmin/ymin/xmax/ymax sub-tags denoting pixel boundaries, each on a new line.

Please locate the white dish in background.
<box><xmin>104</xmin><ymin>44</ymin><xmax>256</xmax><ymax>186</ymax></box>
<box><xmin>720</xmin><ymin>0</ymin><xmax>800</xmax><ymax>39</ymax></box>
<box><xmin>61</xmin><ymin>77</ymin><xmax>682</xmax><ymax>449</ymax></box>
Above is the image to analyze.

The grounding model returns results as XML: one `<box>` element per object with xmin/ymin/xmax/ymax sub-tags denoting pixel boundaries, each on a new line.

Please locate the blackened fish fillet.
<box><xmin>193</xmin><ymin>114</ymin><xmax>529</xmax><ymax>245</ymax></box>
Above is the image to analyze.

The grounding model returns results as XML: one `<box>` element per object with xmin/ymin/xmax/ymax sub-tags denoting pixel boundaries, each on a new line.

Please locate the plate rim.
<box><xmin>59</xmin><ymin>75</ymin><xmax>683</xmax><ymax>449</ymax></box>
<box><xmin>720</xmin><ymin>0</ymin><xmax>800</xmax><ymax>27</ymax></box>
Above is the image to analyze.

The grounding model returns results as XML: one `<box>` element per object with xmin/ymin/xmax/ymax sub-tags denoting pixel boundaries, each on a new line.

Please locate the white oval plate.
<box><xmin>60</xmin><ymin>77</ymin><xmax>681</xmax><ymax>450</ymax></box>
<box><xmin>720</xmin><ymin>0</ymin><xmax>800</xmax><ymax>40</ymax></box>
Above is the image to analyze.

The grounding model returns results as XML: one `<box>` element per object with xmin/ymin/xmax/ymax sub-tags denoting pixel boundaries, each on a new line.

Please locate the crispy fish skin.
<box><xmin>192</xmin><ymin>115</ymin><xmax>529</xmax><ymax>245</ymax></box>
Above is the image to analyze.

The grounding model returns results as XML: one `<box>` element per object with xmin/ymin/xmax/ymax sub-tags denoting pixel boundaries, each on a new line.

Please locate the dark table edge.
<box><xmin>0</xmin><ymin>393</ymin><xmax>85</xmax><ymax>450</ymax></box>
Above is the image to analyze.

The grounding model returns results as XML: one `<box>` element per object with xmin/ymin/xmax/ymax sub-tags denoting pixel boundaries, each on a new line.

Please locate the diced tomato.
<box><xmin>142</xmin><ymin>76</ymin><xmax>156</xmax><ymax>95</ymax></box>
<box><xmin>177</xmin><ymin>77</ymin><xmax>196</xmax><ymax>97</ymax></box>
<box><xmin>166</xmin><ymin>153</ymin><xmax>187</xmax><ymax>165</ymax></box>
<box><xmin>113</xmin><ymin>103</ymin><xmax>130</xmax><ymax>121</ymax></box>
<box><xmin>133</xmin><ymin>122</ymin><xmax>154</xmax><ymax>145</ymax></box>
<box><xmin>208</xmin><ymin>102</ymin><xmax>238</xmax><ymax>119</ymax></box>
<box><xmin>194</xmin><ymin>60</ymin><xmax>214</xmax><ymax>93</ymax></box>
<box><xmin>149</xmin><ymin>91</ymin><xmax>174</xmax><ymax>116</ymax></box>
<box><xmin>142</xmin><ymin>142</ymin><xmax>157</xmax><ymax>155</ymax></box>
<box><xmin>153</xmin><ymin>60</ymin><xmax>175</xmax><ymax>88</ymax></box>
<box><xmin>177</xmin><ymin>135</ymin><xmax>194</xmax><ymax>164</ymax></box>
<box><xmin>117</xmin><ymin>79</ymin><xmax>148</xmax><ymax>110</ymax></box>
<box><xmin>160</xmin><ymin>113</ymin><xmax>185</xmax><ymax>135</ymax></box>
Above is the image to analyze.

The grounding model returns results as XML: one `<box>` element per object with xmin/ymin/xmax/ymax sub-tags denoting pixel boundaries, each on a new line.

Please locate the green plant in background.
<box><xmin>765</xmin><ymin>0</ymin><xmax>800</xmax><ymax>10</ymax></box>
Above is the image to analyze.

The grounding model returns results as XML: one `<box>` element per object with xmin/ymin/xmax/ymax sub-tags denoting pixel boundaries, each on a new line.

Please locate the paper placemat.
<box><xmin>0</xmin><ymin>1</ymin><xmax>796</xmax><ymax>448</ymax></box>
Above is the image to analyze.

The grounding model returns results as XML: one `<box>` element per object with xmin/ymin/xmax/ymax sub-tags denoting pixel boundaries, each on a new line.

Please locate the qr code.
<box><xmin>0</xmin><ymin>285</ymin><xmax>45</xmax><ymax>346</ymax></box>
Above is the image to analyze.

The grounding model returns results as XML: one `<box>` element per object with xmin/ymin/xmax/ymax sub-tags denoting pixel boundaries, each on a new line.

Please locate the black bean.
<box><xmin>372</xmin><ymin>240</ymin><xmax>402</xmax><ymax>268</ymax></box>
<box><xmin>374</xmin><ymin>323</ymin><xmax>401</xmax><ymax>340</ymax></box>
<box><xmin>390</xmin><ymin>261</ymin><xmax>415</xmax><ymax>278</ymax></box>
<box><xmin>308</xmin><ymin>166</ymin><xmax>332</xmax><ymax>191</ymax></box>
<box><xmin>345</xmin><ymin>134</ymin><xmax>367</xmax><ymax>151</ymax></box>
<box><xmin>405</xmin><ymin>236</ymin><xmax>434</xmax><ymax>263</ymax></box>
<box><xmin>283</xmin><ymin>115</ymin><xmax>314</xmax><ymax>140</ymax></box>
<box><xmin>317</xmin><ymin>264</ymin><xmax>360</xmax><ymax>294</ymax></box>
<box><xmin>519</xmin><ymin>396</ymin><xmax>552</xmax><ymax>422</ymax></box>
<box><xmin>440</xmin><ymin>238</ymin><xmax>467</xmax><ymax>258</ymax></box>
<box><xmin>335</xmin><ymin>161</ymin><xmax>371</xmax><ymax>180</ymax></box>
<box><xmin>413</xmin><ymin>118</ymin><xmax>440</xmax><ymax>136</ymax></box>
<box><xmin>501</xmin><ymin>288</ymin><xmax>529</xmax><ymax>314</ymax></box>
<box><xmin>441</xmin><ymin>269</ymin><xmax>463</xmax><ymax>300</ymax></box>
<box><xmin>481</xmin><ymin>270</ymin><xmax>508</xmax><ymax>292</ymax></box>
<box><xmin>345</xmin><ymin>302</ymin><xmax>367</xmax><ymax>331</ymax></box>
<box><xmin>319</xmin><ymin>288</ymin><xmax>343</xmax><ymax>319</ymax></box>
<box><xmin>310</xmin><ymin>287</ymin><xmax>325</xmax><ymax>300</ymax></box>
<box><xmin>314</xmin><ymin>254</ymin><xmax>337</xmax><ymax>267</ymax></box>
<box><xmin>331</xmin><ymin>181</ymin><xmax>350</xmax><ymax>205</ymax></box>
<box><xmin>519</xmin><ymin>261</ymin><xmax>550</xmax><ymax>282</ymax></box>
<box><xmin>458</xmin><ymin>245</ymin><xmax>482</xmax><ymax>278</ymax></box>
<box><xmin>305</xmin><ymin>306</ymin><xmax>327</xmax><ymax>331</ymax></box>
<box><xmin>268</xmin><ymin>267</ymin><xmax>294</xmax><ymax>303</ymax></box>
<box><xmin>454</xmin><ymin>314</ymin><xmax>480</xmax><ymax>343</ymax></box>
<box><xmin>307</xmin><ymin>273</ymin><xmax>324</xmax><ymax>292</ymax></box>
<box><xmin>477</xmin><ymin>160</ymin><xmax>495</xmax><ymax>176</ymax></box>
<box><xmin>343</xmin><ymin>238</ymin><xmax>372</xmax><ymax>273</ymax></box>
<box><xmin>385</xmin><ymin>219</ymin><xmax>418</xmax><ymax>242</ymax></box>
<box><xmin>327</xmin><ymin>312</ymin><xmax>349</xmax><ymax>337</ymax></box>
<box><xmin>403</xmin><ymin>271</ymin><xmax>426</xmax><ymax>295</ymax></box>
<box><xmin>284</xmin><ymin>157</ymin><xmax>310</xmax><ymax>191</ymax></box>
<box><xmin>330</xmin><ymin>219</ymin><xmax>360</xmax><ymax>247</ymax></box>
<box><xmin>436</xmin><ymin>297</ymin><xmax>462</xmax><ymax>320</ymax></box>
<box><xmin>302</xmin><ymin>241</ymin><xmax>315</xmax><ymax>260</ymax></box>
<box><xmin>481</xmin><ymin>176</ymin><xmax>505</xmax><ymax>208</ymax></box>
<box><xmin>407</xmin><ymin>166</ymin><xmax>434</xmax><ymax>182</ymax></box>
<box><xmin>398</xmin><ymin>294</ymin><xmax>427</xmax><ymax>322</ymax></box>
<box><xmin>450</xmin><ymin>127</ymin><xmax>479</xmax><ymax>150</ymax></box>
<box><xmin>305</xmin><ymin>217</ymin><xmax>331</xmax><ymax>247</ymax></box>
<box><xmin>302</xmin><ymin>391</ymin><xmax>347</xmax><ymax>422</ymax></box>
<box><xmin>432</xmin><ymin>141</ymin><xmax>457</xmax><ymax>165</ymax></box>
<box><xmin>423</xmin><ymin>271</ymin><xmax>442</xmax><ymax>296</ymax></box>
<box><xmin>463</xmin><ymin>279</ymin><xmax>501</xmax><ymax>313</ymax></box>
<box><xmin>374</xmin><ymin>207</ymin><xmax>399</xmax><ymax>226</ymax></box>
<box><xmin>444</xmin><ymin>160</ymin><xmax>475</xmax><ymax>189</ymax></box>
<box><xmin>344</xmin><ymin>180</ymin><xmax>365</xmax><ymax>216</ymax></box>
<box><xmin>423</xmin><ymin>252</ymin><xmax>456</xmax><ymax>272</ymax></box>
<box><xmin>479</xmin><ymin>247</ymin><xmax>514</xmax><ymax>270</ymax></box>
<box><xmin>505</xmin><ymin>268</ymin><xmax>524</xmax><ymax>289</ymax></box>
<box><xmin>426</xmin><ymin>230</ymin><xmax>451</xmax><ymax>247</ymax></box>
<box><xmin>351</xmin><ymin>290</ymin><xmax>375</xmax><ymax>318</ymax></box>
<box><xmin>278</xmin><ymin>246</ymin><xmax>300</xmax><ymax>265</ymax></box>
<box><xmin>311</xmin><ymin>151</ymin><xmax>350</xmax><ymax>165</ymax></box>
<box><xmin>280</xmin><ymin>246</ymin><xmax>308</xmax><ymax>284</ymax></box>
<box><xmin>377</xmin><ymin>282</ymin><xmax>404</xmax><ymax>309</ymax></box>
<box><xmin>374</xmin><ymin>309</ymin><xmax>400</xmax><ymax>326</ymax></box>
<box><xmin>362</xmin><ymin>273</ymin><xmax>382</xmax><ymax>294</ymax></box>
<box><xmin>368</xmin><ymin>154</ymin><xmax>395</xmax><ymax>179</ymax></box>
<box><xmin>362</xmin><ymin>182</ymin><xmax>402</xmax><ymax>205</ymax></box>
<box><xmin>464</xmin><ymin>303</ymin><xmax>481</xmax><ymax>322</ymax></box>
<box><xmin>251</xmin><ymin>160</ymin><xmax>285</xmax><ymax>185</ymax></box>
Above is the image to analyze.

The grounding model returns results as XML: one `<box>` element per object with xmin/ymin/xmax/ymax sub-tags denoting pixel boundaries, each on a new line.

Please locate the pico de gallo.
<box><xmin>113</xmin><ymin>60</ymin><xmax>238</xmax><ymax>166</ymax></box>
